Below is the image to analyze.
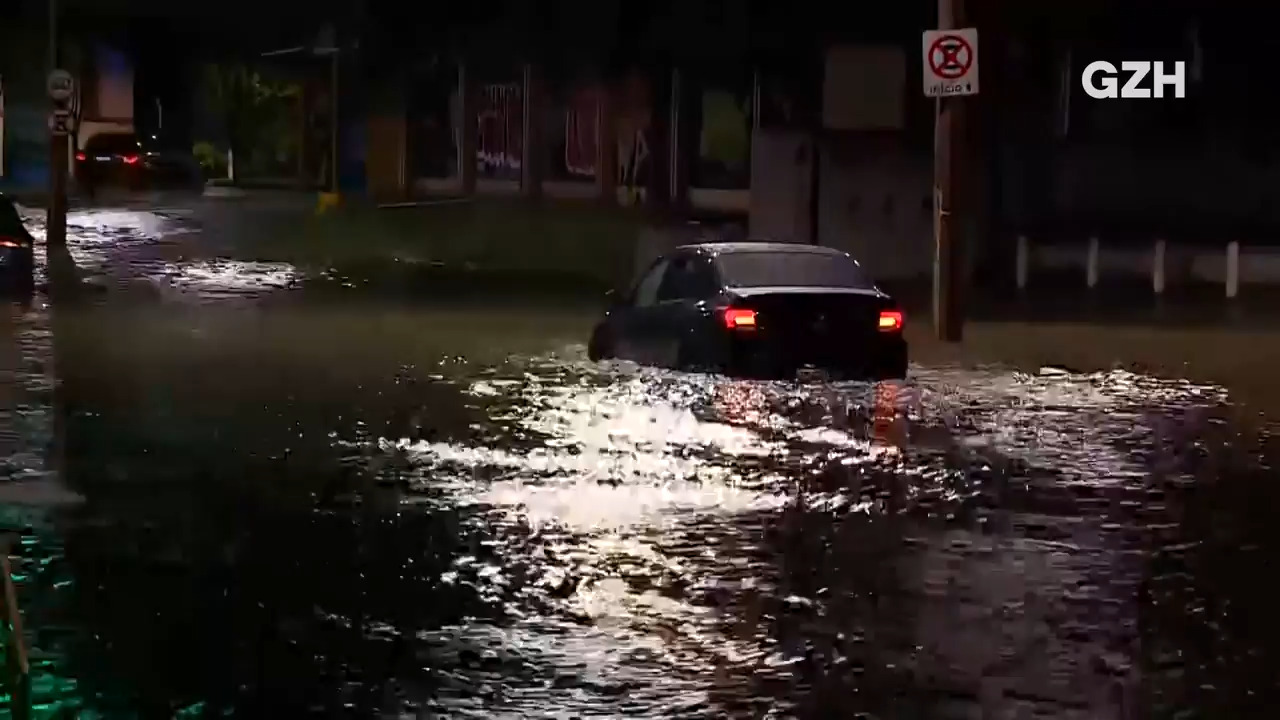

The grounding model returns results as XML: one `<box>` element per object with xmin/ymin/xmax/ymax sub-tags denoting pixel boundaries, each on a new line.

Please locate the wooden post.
<box><xmin>933</xmin><ymin>0</ymin><xmax>970</xmax><ymax>342</ymax></box>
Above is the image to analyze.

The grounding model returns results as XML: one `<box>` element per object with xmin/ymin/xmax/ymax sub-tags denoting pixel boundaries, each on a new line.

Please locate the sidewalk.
<box><xmin>881</xmin><ymin>275</ymin><xmax>1280</xmax><ymax>330</ymax></box>
<box><xmin>906</xmin><ymin>319</ymin><xmax>1280</xmax><ymax>416</ymax></box>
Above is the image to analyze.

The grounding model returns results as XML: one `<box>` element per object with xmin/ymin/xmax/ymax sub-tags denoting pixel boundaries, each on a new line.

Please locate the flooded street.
<box><xmin>0</xmin><ymin>202</ymin><xmax>1277</xmax><ymax>718</ymax></box>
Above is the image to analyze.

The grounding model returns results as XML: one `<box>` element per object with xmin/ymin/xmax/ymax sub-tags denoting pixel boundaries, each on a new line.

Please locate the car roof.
<box><xmin>673</xmin><ymin>241</ymin><xmax>849</xmax><ymax>257</ymax></box>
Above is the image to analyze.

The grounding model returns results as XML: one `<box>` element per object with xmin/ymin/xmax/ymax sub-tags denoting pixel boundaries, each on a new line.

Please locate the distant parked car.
<box><xmin>75</xmin><ymin>132</ymin><xmax>202</xmax><ymax>195</ymax></box>
<box><xmin>0</xmin><ymin>195</ymin><xmax>35</xmax><ymax>293</ymax></box>
<box><xmin>587</xmin><ymin>241</ymin><xmax>908</xmax><ymax>380</ymax></box>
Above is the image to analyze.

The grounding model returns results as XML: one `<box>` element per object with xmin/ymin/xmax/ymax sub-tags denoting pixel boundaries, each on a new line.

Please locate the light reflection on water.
<box><xmin>0</xmin><ymin>204</ymin><xmax>1273</xmax><ymax>717</ymax></box>
<box><xmin>332</xmin><ymin>353</ymin><xmax>1238</xmax><ymax>718</ymax></box>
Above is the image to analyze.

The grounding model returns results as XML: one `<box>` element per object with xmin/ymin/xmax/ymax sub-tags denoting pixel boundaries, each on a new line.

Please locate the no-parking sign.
<box><xmin>922</xmin><ymin>28</ymin><xmax>979</xmax><ymax>97</ymax></box>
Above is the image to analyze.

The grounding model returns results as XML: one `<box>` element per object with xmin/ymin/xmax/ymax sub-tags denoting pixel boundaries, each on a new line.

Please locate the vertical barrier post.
<box><xmin>1015</xmin><ymin>234</ymin><xmax>1029</xmax><ymax>291</ymax></box>
<box><xmin>1226</xmin><ymin>241</ymin><xmax>1240</xmax><ymax>299</ymax></box>
<box><xmin>1086</xmin><ymin>235</ymin><xmax>1100</xmax><ymax>289</ymax></box>
<box><xmin>1152</xmin><ymin>238</ymin><xmax>1167</xmax><ymax>295</ymax></box>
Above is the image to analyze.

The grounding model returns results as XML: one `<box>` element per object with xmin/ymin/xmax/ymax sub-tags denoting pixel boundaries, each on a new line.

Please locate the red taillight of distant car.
<box><xmin>722</xmin><ymin>307</ymin><xmax>757</xmax><ymax>330</ymax></box>
<box><xmin>0</xmin><ymin>237</ymin><xmax>24</xmax><ymax>249</ymax></box>
<box><xmin>121</xmin><ymin>154</ymin><xmax>140</xmax><ymax>165</ymax></box>
<box><xmin>877</xmin><ymin>309</ymin><xmax>904</xmax><ymax>332</ymax></box>
<box><xmin>74</xmin><ymin>152</ymin><xmax>86</xmax><ymax>162</ymax></box>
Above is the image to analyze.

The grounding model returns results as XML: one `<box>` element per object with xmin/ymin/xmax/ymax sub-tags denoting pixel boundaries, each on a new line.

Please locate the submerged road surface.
<box><xmin>0</xmin><ymin>203</ymin><xmax>1275</xmax><ymax>718</ymax></box>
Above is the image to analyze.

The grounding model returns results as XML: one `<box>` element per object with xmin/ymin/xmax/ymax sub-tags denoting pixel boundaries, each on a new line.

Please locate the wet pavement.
<box><xmin>0</xmin><ymin>201</ymin><xmax>1277</xmax><ymax>718</ymax></box>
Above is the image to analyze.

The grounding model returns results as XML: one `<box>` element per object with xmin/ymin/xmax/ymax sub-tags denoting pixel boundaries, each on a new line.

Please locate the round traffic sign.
<box><xmin>47</xmin><ymin>109</ymin><xmax>74</xmax><ymax>135</ymax></box>
<box><xmin>927</xmin><ymin>35</ymin><xmax>973</xmax><ymax>80</ymax></box>
<box><xmin>46</xmin><ymin>69</ymin><xmax>74</xmax><ymax>102</ymax></box>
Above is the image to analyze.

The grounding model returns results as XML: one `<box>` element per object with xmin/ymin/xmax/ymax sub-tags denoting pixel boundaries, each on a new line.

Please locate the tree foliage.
<box><xmin>202</xmin><ymin>63</ymin><xmax>300</xmax><ymax>177</ymax></box>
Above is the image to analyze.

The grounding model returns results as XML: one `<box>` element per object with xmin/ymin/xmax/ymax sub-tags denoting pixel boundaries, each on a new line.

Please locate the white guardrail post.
<box><xmin>1226</xmin><ymin>241</ymin><xmax>1240</xmax><ymax>299</ymax></box>
<box><xmin>1086</xmin><ymin>235</ymin><xmax>1100</xmax><ymax>289</ymax></box>
<box><xmin>1152</xmin><ymin>238</ymin><xmax>1167</xmax><ymax>295</ymax></box>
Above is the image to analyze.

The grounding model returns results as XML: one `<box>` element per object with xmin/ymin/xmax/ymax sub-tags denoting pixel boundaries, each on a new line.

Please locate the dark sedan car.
<box><xmin>587</xmin><ymin>241</ymin><xmax>908</xmax><ymax>380</ymax></box>
<box><xmin>0</xmin><ymin>195</ymin><xmax>35</xmax><ymax>292</ymax></box>
<box><xmin>75</xmin><ymin>132</ymin><xmax>201</xmax><ymax>195</ymax></box>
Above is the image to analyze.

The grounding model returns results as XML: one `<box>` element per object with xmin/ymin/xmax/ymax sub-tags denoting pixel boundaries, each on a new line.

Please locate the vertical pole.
<box><xmin>668</xmin><ymin>68</ymin><xmax>683</xmax><ymax>208</ymax></box>
<box><xmin>1152</xmin><ymin>238</ymin><xmax>1166</xmax><ymax>295</ymax></box>
<box><xmin>47</xmin><ymin>0</ymin><xmax>68</xmax><ymax>252</ymax></box>
<box><xmin>933</xmin><ymin>0</ymin><xmax>968</xmax><ymax>341</ymax></box>
<box><xmin>1225</xmin><ymin>240</ymin><xmax>1240</xmax><ymax>299</ymax></box>
<box><xmin>521</xmin><ymin>63</ymin><xmax>544</xmax><ymax>200</ymax></box>
<box><xmin>1086</xmin><ymin>235</ymin><xmax>1100</xmax><ymax>289</ymax></box>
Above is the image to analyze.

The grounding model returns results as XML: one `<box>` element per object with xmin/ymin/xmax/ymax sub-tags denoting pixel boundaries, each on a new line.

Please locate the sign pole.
<box><xmin>47</xmin><ymin>0</ymin><xmax>68</xmax><ymax>252</ymax></box>
<box><xmin>928</xmin><ymin>0</ymin><xmax>972</xmax><ymax>342</ymax></box>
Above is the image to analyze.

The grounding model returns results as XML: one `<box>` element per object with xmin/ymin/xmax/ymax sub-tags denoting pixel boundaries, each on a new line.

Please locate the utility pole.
<box><xmin>46</xmin><ymin>0</ymin><xmax>69</xmax><ymax>252</ymax></box>
<box><xmin>933</xmin><ymin>0</ymin><xmax>968</xmax><ymax>341</ymax></box>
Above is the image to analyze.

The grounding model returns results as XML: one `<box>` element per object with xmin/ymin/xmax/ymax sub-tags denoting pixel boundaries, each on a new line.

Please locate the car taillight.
<box><xmin>0</xmin><ymin>237</ymin><xmax>24</xmax><ymax>249</ymax></box>
<box><xmin>75</xmin><ymin>152</ymin><xmax>86</xmax><ymax>161</ymax></box>
<box><xmin>722</xmin><ymin>307</ymin><xmax>757</xmax><ymax>330</ymax></box>
<box><xmin>878</xmin><ymin>309</ymin><xmax>904</xmax><ymax>332</ymax></box>
<box><xmin>122</xmin><ymin>154</ymin><xmax>140</xmax><ymax>165</ymax></box>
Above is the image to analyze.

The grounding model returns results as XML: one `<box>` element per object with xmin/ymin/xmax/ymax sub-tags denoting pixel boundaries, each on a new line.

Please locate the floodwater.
<box><xmin>0</xmin><ymin>203</ymin><xmax>1277</xmax><ymax>718</ymax></box>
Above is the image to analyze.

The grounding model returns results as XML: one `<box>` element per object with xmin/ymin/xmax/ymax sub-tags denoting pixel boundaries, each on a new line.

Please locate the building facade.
<box><xmin>348</xmin><ymin>2</ymin><xmax>1254</xmax><ymax>285</ymax></box>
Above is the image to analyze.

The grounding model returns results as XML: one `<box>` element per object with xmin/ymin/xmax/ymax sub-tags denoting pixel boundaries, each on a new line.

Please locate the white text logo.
<box><xmin>1081</xmin><ymin>61</ymin><xmax>1186</xmax><ymax>99</ymax></box>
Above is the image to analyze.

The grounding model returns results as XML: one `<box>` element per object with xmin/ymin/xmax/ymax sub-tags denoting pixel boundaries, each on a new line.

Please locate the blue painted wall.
<box><xmin>1</xmin><ymin>104</ymin><xmax>50</xmax><ymax>191</ymax></box>
<box><xmin>1</xmin><ymin>39</ymin><xmax>134</xmax><ymax>194</ymax></box>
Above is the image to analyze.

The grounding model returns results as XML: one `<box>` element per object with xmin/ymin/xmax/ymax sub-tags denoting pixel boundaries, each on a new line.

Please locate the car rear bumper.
<box><xmin>0</xmin><ymin>247</ymin><xmax>35</xmax><ymax>284</ymax></box>
<box><xmin>725</xmin><ymin>332</ymin><xmax>908</xmax><ymax>380</ymax></box>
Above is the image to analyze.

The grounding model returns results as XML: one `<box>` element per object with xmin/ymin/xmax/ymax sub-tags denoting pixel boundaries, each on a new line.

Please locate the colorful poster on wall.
<box><xmin>476</xmin><ymin>79</ymin><xmax>523</xmax><ymax>181</ymax></box>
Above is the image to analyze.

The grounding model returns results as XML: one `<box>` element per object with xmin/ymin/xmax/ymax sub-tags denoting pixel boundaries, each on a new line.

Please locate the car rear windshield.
<box><xmin>84</xmin><ymin>133</ymin><xmax>141</xmax><ymax>153</ymax></box>
<box><xmin>715</xmin><ymin>250</ymin><xmax>873</xmax><ymax>289</ymax></box>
